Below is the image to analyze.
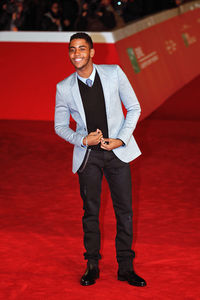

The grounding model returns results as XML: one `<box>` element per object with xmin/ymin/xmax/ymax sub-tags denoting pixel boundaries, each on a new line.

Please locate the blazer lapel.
<box><xmin>95</xmin><ymin>64</ymin><xmax>111</xmax><ymax>116</ymax></box>
<box><xmin>71</xmin><ymin>73</ymin><xmax>87</xmax><ymax>126</ymax></box>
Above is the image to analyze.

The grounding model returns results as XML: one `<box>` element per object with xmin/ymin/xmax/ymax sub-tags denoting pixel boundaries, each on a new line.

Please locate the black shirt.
<box><xmin>78</xmin><ymin>71</ymin><xmax>109</xmax><ymax>150</ymax></box>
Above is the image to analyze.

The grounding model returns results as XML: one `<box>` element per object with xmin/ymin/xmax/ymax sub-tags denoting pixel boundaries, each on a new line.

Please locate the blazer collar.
<box><xmin>94</xmin><ymin>64</ymin><xmax>110</xmax><ymax>116</ymax></box>
<box><xmin>71</xmin><ymin>73</ymin><xmax>87</xmax><ymax>126</ymax></box>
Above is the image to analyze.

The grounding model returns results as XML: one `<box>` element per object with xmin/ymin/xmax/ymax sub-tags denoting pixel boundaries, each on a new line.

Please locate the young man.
<box><xmin>54</xmin><ymin>32</ymin><xmax>146</xmax><ymax>287</ymax></box>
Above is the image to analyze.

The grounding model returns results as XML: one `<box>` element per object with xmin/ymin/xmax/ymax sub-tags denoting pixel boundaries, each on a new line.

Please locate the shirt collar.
<box><xmin>77</xmin><ymin>65</ymin><xmax>96</xmax><ymax>85</ymax></box>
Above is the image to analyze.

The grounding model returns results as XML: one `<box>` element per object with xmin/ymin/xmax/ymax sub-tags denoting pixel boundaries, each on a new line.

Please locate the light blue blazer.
<box><xmin>54</xmin><ymin>64</ymin><xmax>141</xmax><ymax>173</ymax></box>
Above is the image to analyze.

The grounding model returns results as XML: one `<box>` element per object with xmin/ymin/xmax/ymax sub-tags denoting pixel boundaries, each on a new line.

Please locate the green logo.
<box><xmin>127</xmin><ymin>48</ymin><xmax>141</xmax><ymax>74</ymax></box>
<box><xmin>182</xmin><ymin>33</ymin><xmax>189</xmax><ymax>47</ymax></box>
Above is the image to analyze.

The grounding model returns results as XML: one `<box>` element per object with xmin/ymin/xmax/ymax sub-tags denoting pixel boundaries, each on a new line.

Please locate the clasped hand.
<box><xmin>83</xmin><ymin>129</ymin><xmax>123</xmax><ymax>150</ymax></box>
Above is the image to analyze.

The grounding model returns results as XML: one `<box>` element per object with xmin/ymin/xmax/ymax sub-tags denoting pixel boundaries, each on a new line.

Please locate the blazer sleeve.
<box><xmin>116</xmin><ymin>65</ymin><xmax>141</xmax><ymax>145</ymax></box>
<box><xmin>54</xmin><ymin>83</ymin><xmax>84</xmax><ymax>147</ymax></box>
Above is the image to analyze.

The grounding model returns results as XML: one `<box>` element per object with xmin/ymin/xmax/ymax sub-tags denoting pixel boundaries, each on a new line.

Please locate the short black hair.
<box><xmin>69</xmin><ymin>32</ymin><xmax>93</xmax><ymax>49</ymax></box>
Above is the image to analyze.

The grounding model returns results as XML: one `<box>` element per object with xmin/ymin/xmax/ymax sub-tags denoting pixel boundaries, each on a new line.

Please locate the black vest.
<box><xmin>78</xmin><ymin>72</ymin><xmax>109</xmax><ymax>150</ymax></box>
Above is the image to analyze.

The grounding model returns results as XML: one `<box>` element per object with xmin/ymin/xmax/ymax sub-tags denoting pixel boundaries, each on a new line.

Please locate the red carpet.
<box><xmin>0</xmin><ymin>76</ymin><xmax>200</xmax><ymax>299</ymax></box>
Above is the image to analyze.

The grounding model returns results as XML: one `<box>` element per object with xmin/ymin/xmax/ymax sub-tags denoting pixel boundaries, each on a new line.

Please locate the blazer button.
<box><xmin>84</xmin><ymin>128</ymin><xmax>86</xmax><ymax>131</ymax></box>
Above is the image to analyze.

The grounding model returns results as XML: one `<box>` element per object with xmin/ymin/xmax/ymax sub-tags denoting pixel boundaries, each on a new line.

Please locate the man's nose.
<box><xmin>74</xmin><ymin>49</ymin><xmax>81</xmax><ymax>56</ymax></box>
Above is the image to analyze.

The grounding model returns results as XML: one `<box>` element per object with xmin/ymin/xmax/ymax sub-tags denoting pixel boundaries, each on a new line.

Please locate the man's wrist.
<box><xmin>116</xmin><ymin>138</ymin><xmax>125</xmax><ymax>146</ymax></box>
<box><xmin>83</xmin><ymin>136</ymin><xmax>88</xmax><ymax>147</ymax></box>
<box><xmin>81</xmin><ymin>136</ymin><xmax>87</xmax><ymax>148</ymax></box>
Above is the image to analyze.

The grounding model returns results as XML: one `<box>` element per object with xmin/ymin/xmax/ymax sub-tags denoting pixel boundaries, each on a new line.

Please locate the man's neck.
<box><xmin>77</xmin><ymin>64</ymin><xmax>94</xmax><ymax>78</ymax></box>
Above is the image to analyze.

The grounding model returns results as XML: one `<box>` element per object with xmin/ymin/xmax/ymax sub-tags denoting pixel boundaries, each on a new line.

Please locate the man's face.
<box><xmin>51</xmin><ymin>3</ymin><xmax>59</xmax><ymax>14</ymax></box>
<box><xmin>69</xmin><ymin>39</ymin><xmax>94</xmax><ymax>71</ymax></box>
<box><xmin>101</xmin><ymin>0</ymin><xmax>111</xmax><ymax>5</ymax></box>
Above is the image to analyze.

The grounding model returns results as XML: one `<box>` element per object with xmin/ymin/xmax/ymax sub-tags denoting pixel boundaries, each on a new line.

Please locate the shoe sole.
<box><xmin>80</xmin><ymin>274</ymin><xmax>99</xmax><ymax>286</ymax></box>
<box><xmin>80</xmin><ymin>280</ymin><xmax>96</xmax><ymax>286</ymax></box>
<box><xmin>118</xmin><ymin>275</ymin><xmax>146</xmax><ymax>287</ymax></box>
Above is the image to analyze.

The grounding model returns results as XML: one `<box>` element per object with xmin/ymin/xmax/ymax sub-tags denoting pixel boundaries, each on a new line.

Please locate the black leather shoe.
<box><xmin>80</xmin><ymin>266</ymin><xmax>100</xmax><ymax>286</ymax></box>
<box><xmin>118</xmin><ymin>270</ymin><xmax>147</xmax><ymax>287</ymax></box>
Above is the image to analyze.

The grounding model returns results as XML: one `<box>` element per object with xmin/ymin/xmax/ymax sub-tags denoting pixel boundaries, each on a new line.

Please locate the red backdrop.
<box><xmin>0</xmin><ymin>9</ymin><xmax>200</xmax><ymax>120</ymax></box>
<box><xmin>116</xmin><ymin>9</ymin><xmax>200</xmax><ymax>119</ymax></box>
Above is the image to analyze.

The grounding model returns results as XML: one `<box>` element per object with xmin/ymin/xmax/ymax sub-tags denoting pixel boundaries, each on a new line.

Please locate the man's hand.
<box><xmin>55</xmin><ymin>19</ymin><xmax>61</xmax><ymax>26</ymax></box>
<box><xmin>100</xmin><ymin>138</ymin><xmax>123</xmax><ymax>151</ymax></box>
<box><xmin>83</xmin><ymin>129</ymin><xmax>103</xmax><ymax>146</ymax></box>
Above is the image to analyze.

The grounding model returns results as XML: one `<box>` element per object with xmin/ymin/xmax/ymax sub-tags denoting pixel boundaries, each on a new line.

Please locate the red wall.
<box><xmin>0</xmin><ymin>42</ymin><xmax>120</xmax><ymax>120</ymax></box>
<box><xmin>0</xmin><ymin>9</ymin><xmax>200</xmax><ymax>120</ymax></box>
<box><xmin>116</xmin><ymin>9</ymin><xmax>200</xmax><ymax>119</ymax></box>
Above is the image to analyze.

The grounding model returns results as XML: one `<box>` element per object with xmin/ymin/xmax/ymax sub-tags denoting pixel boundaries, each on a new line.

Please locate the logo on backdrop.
<box><xmin>181</xmin><ymin>23</ymin><xmax>197</xmax><ymax>47</ymax></box>
<box><xmin>165</xmin><ymin>40</ymin><xmax>177</xmax><ymax>55</ymax></box>
<box><xmin>182</xmin><ymin>32</ymin><xmax>197</xmax><ymax>47</ymax></box>
<box><xmin>127</xmin><ymin>47</ymin><xmax>159</xmax><ymax>74</ymax></box>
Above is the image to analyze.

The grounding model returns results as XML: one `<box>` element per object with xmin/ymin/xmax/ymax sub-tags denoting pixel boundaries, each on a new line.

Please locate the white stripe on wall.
<box><xmin>0</xmin><ymin>31</ymin><xmax>115</xmax><ymax>43</ymax></box>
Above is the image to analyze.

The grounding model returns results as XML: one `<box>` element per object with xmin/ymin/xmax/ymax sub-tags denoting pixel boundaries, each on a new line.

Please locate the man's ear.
<box><xmin>90</xmin><ymin>48</ymin><xmax>95</xmax><ymax>58</ymax></box>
